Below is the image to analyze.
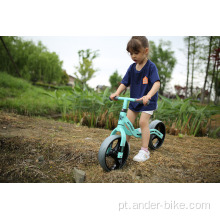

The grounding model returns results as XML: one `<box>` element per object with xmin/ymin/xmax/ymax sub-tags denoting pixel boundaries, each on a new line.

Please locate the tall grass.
<box><xmin>1</xmin><ymin>72</ymin><xmax>219</xmax><ymax>137</ymax></box>
<box><xmin>44</xmin><ymin>83</ymin><xmax>123</xmax><ymax>128</ymax></box>
<box><xmin>153</xmin><ymin>95</ymin><xmax>219</xmax><ymax>136</ymax></box>
<box><xmin>44</xmin><ymin>84</ymin><xmax>219</xmax><ymax>137</ymax></box>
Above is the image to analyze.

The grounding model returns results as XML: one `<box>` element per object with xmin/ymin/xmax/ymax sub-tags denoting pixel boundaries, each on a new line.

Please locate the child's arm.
<box><xmin>137</xmin><ymin>81</ymin><xmax>160</xmax><ymax>105</ymax></box>
<box><xmin>110</xmin><ymin>84</ymin><xmax>127</xmax><ymax>100</ymax></box>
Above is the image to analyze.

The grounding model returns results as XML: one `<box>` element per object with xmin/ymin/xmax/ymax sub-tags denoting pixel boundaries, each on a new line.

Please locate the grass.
<box><xmin>0</xmin><ymin>72</ymin><xmax>60</xmax><ymax>116</ymax></box>
<box><xmin>154</xmin><ymin>95</ymin><xmax>219</xmax><ymax>137</ymax></box>
<box><xmin>0</xmin><ymin>71</ymin><xmax>219</xmax><ymax>137</ymax></box>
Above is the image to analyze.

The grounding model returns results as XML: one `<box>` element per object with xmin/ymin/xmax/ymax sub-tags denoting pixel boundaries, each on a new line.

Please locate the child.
<box><xmin>110</xmin><ymin>36</ymin><xmax>160</xmax><ymax>162</ymax></box>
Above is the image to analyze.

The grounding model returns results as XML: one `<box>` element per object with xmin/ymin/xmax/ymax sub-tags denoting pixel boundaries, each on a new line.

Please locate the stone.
<box><xmin>73</xmin><ymin>167</ymin><xmax>86</xmax><ymax>183</ymax></box>
<box><xmin>36</xmin><ymin>155</ymin><xmax>44</xmax><ymax>163</ymax></box>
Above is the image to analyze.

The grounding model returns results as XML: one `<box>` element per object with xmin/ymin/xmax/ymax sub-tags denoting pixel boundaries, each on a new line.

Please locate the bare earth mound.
<box><xmin>0</xmin><ymin>112</ymin><xmax>219</xmax><ymax>183</ymax></box>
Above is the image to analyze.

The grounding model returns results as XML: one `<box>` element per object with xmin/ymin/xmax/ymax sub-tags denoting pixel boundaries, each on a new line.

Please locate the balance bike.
<box><xmin>98</xmin><ymin>96</ymin><xmax>165</xmax><ymax>172</ymax></box>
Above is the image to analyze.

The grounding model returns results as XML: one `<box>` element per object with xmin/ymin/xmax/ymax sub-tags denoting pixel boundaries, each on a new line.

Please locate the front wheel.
<box><xmin>148</xmin><ymin>120</ymin><xmax>166</xmax><ymax>150</ymax></box>
<box><xmin>98</xmin><ymin>135</ymin><xmax>129</xmax><ymax>172</ymax></box>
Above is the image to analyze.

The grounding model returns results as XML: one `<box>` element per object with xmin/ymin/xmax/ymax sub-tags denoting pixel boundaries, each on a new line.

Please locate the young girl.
<box><xmin>110</xmin><ymin>36</ymin><xmax>160</xmax><ymax>162</ymax></box>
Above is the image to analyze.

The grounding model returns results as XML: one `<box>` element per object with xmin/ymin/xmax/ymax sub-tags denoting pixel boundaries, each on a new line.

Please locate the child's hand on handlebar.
<box><xmin>110</xmin><ymin>93</ymin><xmax>119</xmax><ymax>101</ymax></box>
<box><xmin>136</xmin><ymin>94</ymin><xmax>151</xmax><ymax>106</ymax></box>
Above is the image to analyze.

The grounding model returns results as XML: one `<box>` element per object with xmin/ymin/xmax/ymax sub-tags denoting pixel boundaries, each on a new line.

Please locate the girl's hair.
<box><xmin>126</xmin><ymin>36</ymin><xmax>149</xmax><ymax>53</ymax></box>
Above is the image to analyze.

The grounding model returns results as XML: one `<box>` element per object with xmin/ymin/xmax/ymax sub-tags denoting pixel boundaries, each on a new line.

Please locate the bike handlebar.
<box><xmin>109</xmin><ymin>96</ymin><xmax>150</xmax><ymax>105</ymax></box>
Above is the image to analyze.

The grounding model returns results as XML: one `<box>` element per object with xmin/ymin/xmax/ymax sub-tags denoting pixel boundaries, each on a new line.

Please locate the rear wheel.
<box><xmin>98</xmin><ymin>135</ymin><xmax>129</xmax><ymax>172</ymax></box>
<box><xmin>148</xmin><ymin>120</ymin><xmax>166</xmax><ymax>150</ymax></box>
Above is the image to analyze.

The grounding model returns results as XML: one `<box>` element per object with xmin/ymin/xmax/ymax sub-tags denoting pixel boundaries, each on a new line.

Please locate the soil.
<box><xmin>0</xmin><ymin>111</ymin><xmax>219</xmax><ymax>183</ymax></box>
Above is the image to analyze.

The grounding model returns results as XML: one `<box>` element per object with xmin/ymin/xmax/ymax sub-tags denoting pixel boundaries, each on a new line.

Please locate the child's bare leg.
<box><xmin>126</xmin><ymin>109</ymin><xmax>138</xmax><ymax>143</ymax></box>
<box><xmin>139</xmin><ymin>112</ymin><xmax>151</xmax><ymax>150</ymax></box>
<box><xmin>133</xmin><ymin>112</ymin><xmax>151</xmax><ymax>162</ymax></box>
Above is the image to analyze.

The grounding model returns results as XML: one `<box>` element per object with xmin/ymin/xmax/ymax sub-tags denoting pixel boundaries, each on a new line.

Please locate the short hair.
<box><xmin>126</xmin><ymin>36</ymin><xmax>149</xmax><ymax>53</ymax></box>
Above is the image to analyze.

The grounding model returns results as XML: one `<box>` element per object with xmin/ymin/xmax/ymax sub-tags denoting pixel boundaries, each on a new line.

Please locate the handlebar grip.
<box><xmin>136</xmin><ymin>99</ymin><xmax>150</xmax><ymax>106</ymax></box>
<box><xmin>109</xmin><ymin>96</ymin><xmax>119</xmax><ymax>101</ymax></box>
<box><xmin>135</xmin><ymin>99</ymin><xmax>143</xmax><ymax>104</ymax></box>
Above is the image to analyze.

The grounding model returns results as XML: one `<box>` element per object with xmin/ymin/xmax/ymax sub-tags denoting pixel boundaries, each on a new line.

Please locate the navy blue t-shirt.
<box><xmin>121</xmin><ymin>59</ymin><xmax>160</xmax><ymax>111</ymax></box>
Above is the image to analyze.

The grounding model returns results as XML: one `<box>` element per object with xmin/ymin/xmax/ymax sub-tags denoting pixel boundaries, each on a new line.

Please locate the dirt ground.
<box><xmin>0</xmin><ymin>111</ymin><xmax>219</xmax><ymax>183</ymax></box>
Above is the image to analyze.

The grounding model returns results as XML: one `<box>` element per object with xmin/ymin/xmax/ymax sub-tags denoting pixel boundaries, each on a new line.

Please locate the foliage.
<box><xmin>43</xmin><ymin>83</ymin><xmax>219</xmax><ymax>137</ymax></box>
<box><xmin>60</xmin><ymin>70</ymin><xmax>69</xmax><ymax>85</ymax></box>
<box><xmin>154</xmin><ymin>95</ymin><xmax>219</xmax><ymax>136</ymax></box>
<box><xmin>0</xmin><ymin>37</ymin><xmax>66</xmax><ymax>84</ymax></box>
<box><xmin>149</xmin><ymin>40</ymin><xmax>177</xmax><ymax>95</ymax></box>
<box><xmin>109</xmin><ymin>70</ymin><xmax>122</xmax><ymax>91</ymax></box>
<box><xmin>74</xmin><ymin>49</ymin><xmax>99</xmax><ymax>87</ymax></box>
<box><xmin>183</xmin><ymin>36</ymin><xmax>202</xmax><ymax>97</ymax></box>
<box><xmin>183</xmin><ymin>36</ymin><xmax>220</xmax><ymax>104</ymax></box>
<box><xmin>1</xmin><ymin>70</ymin><xmax>219</xmax><ymax>137</ymax></box>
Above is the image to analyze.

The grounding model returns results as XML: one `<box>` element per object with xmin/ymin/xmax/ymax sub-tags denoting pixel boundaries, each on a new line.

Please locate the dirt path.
<box><xmin>0</xmin><ymin>111</ymin><xmax>219</xmax><ymax>183</ymax></box>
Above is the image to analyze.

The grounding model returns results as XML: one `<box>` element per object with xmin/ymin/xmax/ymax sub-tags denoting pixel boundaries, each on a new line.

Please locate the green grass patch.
<box><xmin>0</xmin><ymin>72</ymin><xmax>60</xmax><ymax>116</ymax></box>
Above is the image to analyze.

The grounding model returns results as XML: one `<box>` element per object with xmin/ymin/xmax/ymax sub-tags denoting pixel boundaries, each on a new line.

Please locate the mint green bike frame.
<box><xmin>110</xmin><ymin>97</ymin><xmax>163</xmax><ymax>159</ymax></box>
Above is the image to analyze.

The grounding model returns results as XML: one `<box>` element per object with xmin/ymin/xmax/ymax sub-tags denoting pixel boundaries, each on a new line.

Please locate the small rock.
<box><xmin>85</xmin><ymin>137</ymin><xmax>92</xmax><ymax>140</ymax></box>
<box><xmin>37</xmin><ymin>156</ymin><xmax>44</xmax><ymax>163</ymax></box>
<box><xmin>73</xmin><ymin>167</ymin><xmax>86</xmax><ymax>183</ymax></box>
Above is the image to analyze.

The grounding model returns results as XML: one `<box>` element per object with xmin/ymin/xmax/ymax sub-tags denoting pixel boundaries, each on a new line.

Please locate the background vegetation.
<box><xmin>0</xmin><ymin>72</ymin><xmax>219</xmax><ymax>137</ymax></box>
<box><xmin>0</xmin><ymin>36</ymin><xmax>69</xmax><ymax>85</ymax></box>
<box><xmin>0</xmin><ymin>36</ymin><xmax>219</xmax><ymax>138</ymax></box>
<box><xmin>184</xmin><ymin>36</ymin><xmax>220</xmax><ymax>104</ymax></box>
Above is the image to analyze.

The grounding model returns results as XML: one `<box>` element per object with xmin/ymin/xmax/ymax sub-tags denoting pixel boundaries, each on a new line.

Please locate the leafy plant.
<box><xmin>154</xmin><ymin>95</ymin><xmax>218</xmax><ymax>136</ymax></box>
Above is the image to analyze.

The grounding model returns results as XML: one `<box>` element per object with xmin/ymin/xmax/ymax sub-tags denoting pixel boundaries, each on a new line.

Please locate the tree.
<box><xmin>214</xmin><ymin>42</ymin><xmax>220</xmax><ymax>105</ymax></box>
<box><xmin>60</xmin><ymin>70</ymin><xmax>69</xmax><ymax>85</ymax></box>
<box><xmin>208</xmin><ymin>37</ymin><xmax>220</xmax><ymax>104</ymax></box>
<box><xmin>109</xmin><ymin>70</ymin><xmax>122</xmax><ymax>91</ymax></box>
<box><xmin>0</xmin><ymin>36</ymin><xmax>20</xmax><ymax>76</ymax></box>
<box><xmin>0</xmin><ymin>37</ymin><xmax>65</xmax><ymax>84</ymax></box>
<box><xmin>184</xmin><ymin>36</ymin><xmax>202</xmax><ymax>97</ymax></box>
<box><xmin>201</xmin><ymin>37</ymin><xmax>213</xmax><ymax>103</ymax></box>
<box><xmin>185</xmin><ymin>36</ymin><xmax>191</xmax><ymax>98</ymax></box>
<box><xmin>0</xmin><ymin>36</ymin><xmax>20</xmax><ymax>77</ymax></box>
<box><xmin>149</xmin><ymin>40</ymin><xmax>177</xmax><ymax>95</ymax></box>
<box><xmin>190</xmin><ymin>36</ymin><xmax>196</xmax><ymax>97</ymax></box>
<box><xmin>74</xmin><ymin>49</ymin><xmax>99</xmax><ymax>86</ymax></box>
